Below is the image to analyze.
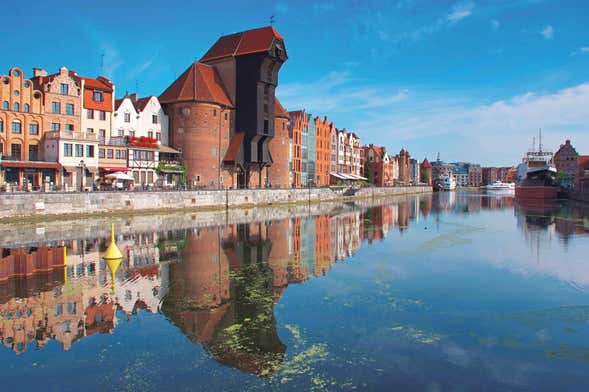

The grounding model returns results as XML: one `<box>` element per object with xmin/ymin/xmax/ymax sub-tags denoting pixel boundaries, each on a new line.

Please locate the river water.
<box><xmin>1</xmin><ymin>192</ymin><xmax>589</xmax><ymax>391</ymax></box>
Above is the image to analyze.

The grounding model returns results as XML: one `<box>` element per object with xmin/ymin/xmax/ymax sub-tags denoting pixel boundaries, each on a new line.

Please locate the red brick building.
<box><xmin>420</xmin><ymin>158</ymin><xmax>432</xmax><ymax>186</ymax></box>
<box><xmin>288</xmin><ymin>110</ymin><xmax>306</xmax><ymax>188</ymax></box>
<box><xmin>363</xmin><ymin>144</ymin><xmax>394</xmax><ymax>186</ymax></box>
<box><xmin>553</xmin><ymin>139</ymin><xmax>579</xmax><ymax>189</ymax></box>
<box><xmin>396</xmin><ymin>148</ymin><xmax>410</xmax><ymax>185</ymax></box>
<box><xmin>160</xmin><ymin>26</ymin><xmax>288</xmax><ymax>189</ymax></box>
<box><xmin>575</xmin><ymin>156</ymin><xmax>589</xmax><ymax>194</ymax></box>
<box><xmin>314</xmin><ymin>116</ymin><xmax>331</xmax><ymax>187</ymax></box>
<box><xmin>268</xmin><ymin>98</ymin><xmax>290</xmax><ymax>188</ymax></box>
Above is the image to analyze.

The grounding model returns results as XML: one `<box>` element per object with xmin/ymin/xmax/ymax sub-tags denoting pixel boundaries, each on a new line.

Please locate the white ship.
<box><xmin>484</xmin><ymin>181</ymin><xmax>515</xmax><ymax>192</ymax></box>
<box><xmin>438</xmin><ymin>175</ymin><xmax>457</xmax><ymax>191</ymax></box>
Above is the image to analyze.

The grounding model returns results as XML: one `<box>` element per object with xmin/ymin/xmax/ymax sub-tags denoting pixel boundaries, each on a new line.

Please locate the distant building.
<box><xmin>268</xmin><ymin>98</ymin><xmax>290</xmax><ymax>188</ymax></box>
<box><xmin>467</xmin><ymin>164</ymin><xmax>482</xmax><ymax>187</ymax></box>
<box><xmin>420</xmin><ymin>158</ymin><xmax>432</xmax><ymax>186</ymax></box>
<box><xmin>409</xmin><ymin>158</ymin><xmax>420</xmax><ymax>185</ymax></box>
<box><xmin>575</xmin><ymin>156</ymin><xmax>589</xmax><ymax>194</ymax></box>
<box><xmin>314</xmin><ymin>116</ymin><xmax>331</xmax><ymax>187</ymax></box>
<box><xmin>363</xmin><ymin>144</ymin><xmax>394</xmax><ymax>186</ymax></box>
<box><xmin>288</xmin><ymin>110</ymin><xmax>305</xmax><ymax>187</ymax></box>
<box><xmin>553</xmin><ymin>139</ymin><xmax>579</xmax><ymax>189</ymax></box>
<box><xmin>396</xmin><ymin>148</ymin><xmax>410</xmax><ymax>185</ymax></box>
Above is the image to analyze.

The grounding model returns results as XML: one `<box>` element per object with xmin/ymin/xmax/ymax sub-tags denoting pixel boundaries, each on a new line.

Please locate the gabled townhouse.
<box><xmin>0</xmin><ymin>67</ymin><xmax>57</xmax><ymax>189</ymax></box>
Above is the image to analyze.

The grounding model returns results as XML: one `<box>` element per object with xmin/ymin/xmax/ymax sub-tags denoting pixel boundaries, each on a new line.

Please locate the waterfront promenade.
<box><xmin>0</xmin><ymin>185</ymin><xmax>431</xmax><ymax>220</ymax></box>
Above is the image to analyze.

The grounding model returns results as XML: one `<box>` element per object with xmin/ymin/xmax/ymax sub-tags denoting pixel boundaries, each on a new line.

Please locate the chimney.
<box><xmin>33</xmin><ymin>68</ymin><xmax>47</xmax><ymax>77</ymax></box>
<box><xmin>129</xmin><ymin>93</ymin><xmax>138</xmax><ymax>102</ymax></box>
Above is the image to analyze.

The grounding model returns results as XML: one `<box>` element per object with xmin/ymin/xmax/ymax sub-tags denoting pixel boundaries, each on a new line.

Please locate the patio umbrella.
<box><xmin>105</xmin><ymin>172</ymin><xmax>135</xmax><ymax>181</ymax></box>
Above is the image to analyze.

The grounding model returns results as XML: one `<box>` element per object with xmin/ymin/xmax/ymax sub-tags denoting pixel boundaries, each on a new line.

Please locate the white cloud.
<box><xmin>447</xmin><ymin>1</ymin><xmax>475</xmax><ymax>22</ymax></box>
<box><xmin>572</xmin><ymin>46</ymin><xmax>589</xmax><ymax>55</ymax></box>
<box><xmin>541</xmin><ymin>25</ymin><xmax>554</xmax><ymax>39</ymax></box>
<box><xmin>354</xmin><ymin>82</ymin><xmax>589</xmax><ymax>165</ymax></box>
<box><xmin>278</xmin><ymin>71</ymin><xmax>408</xmax><ymax>121</ymax></box>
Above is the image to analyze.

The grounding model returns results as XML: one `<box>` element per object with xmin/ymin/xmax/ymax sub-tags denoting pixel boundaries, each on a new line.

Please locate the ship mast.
<box><xmin>539</xmin><ymin>128</ymin><xmax>543</xmax><ymax>153</ymax></box>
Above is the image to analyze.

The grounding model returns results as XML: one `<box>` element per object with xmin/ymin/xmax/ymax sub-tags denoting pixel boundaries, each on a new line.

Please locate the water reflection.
<box><xmin>1</xmin><ymin>192</ymin><xmax>589</xmax><ymax>388</ymax></box>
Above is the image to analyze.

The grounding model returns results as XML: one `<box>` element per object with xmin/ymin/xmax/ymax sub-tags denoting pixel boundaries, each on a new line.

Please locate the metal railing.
<box><xmin>45</xmin><ymin>130</ymin><xmax>99</xmax><ymax>141</ymax></box>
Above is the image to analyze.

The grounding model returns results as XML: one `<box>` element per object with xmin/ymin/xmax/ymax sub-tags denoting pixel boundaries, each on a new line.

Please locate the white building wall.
<box><xmin>136</xmin><ymin>97</ymin><xmax>169</xmax><ymax>145</ymax></box>
<box><xmin>113</xmin><ymin>97</ymin><xmax>138</xmax><ymax>137</ymax></box>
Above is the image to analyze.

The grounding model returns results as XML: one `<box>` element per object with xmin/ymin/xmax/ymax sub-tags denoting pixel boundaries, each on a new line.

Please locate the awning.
<box><xmin>330</xmin><ymin>172</ymin><xmax>345</xmax><ymax>179</ymax></box>
<box><xmin>223</xmin><ymin>132</ymin><xmax>245</xmax><ymax>165</ymax></box>
<box><xmin>100</xmin><ymin>166</ymin><xmax>130</xmax><ymax>172</ymax></box>
<box><xmin>158</xmin><ymin>145</ymin><xmax>181</xmax><ymax>154</ymax></box>
<box><xmin>1</xmin><ymin>161</ymin><xmax>61</xmax><ymax>169</ymax></box>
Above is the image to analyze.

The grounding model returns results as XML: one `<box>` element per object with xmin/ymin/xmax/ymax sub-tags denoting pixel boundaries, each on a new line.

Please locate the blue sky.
<box><xmin>2</xmin><ymin>0</ymin><xmax>589</xmax><ymax>165</ymax></box>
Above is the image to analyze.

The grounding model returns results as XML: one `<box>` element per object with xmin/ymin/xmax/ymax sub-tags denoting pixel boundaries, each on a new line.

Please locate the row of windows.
<box><xmin>87</xmin><ymin>109</ymin><xmax>107</xmax><ymax>120</ymax></box>
<box><xmin>63</xmin><ymin>143</ymin><xmax>94</xmax><ymax>158</ymax></box>
<box><xmin>123</xmin><ymin>112</ymin><xmax>159</xmax><ymax>124</ymax></box>
<box><xmin>0</xmin><ymin>120</ymin><xmax>39</xmax><ymax>135</ymax></box>
<box><xmin>0</xmin><ymin>143</ymin><xmax>39</xmax><ymax>161</ymax></box>
<box><xmin>51</xmin><ymin>123</ymin><xmax>74</xmax><ymax>132</ymax></box>
<box><xmin>51</xmin><ymin>102</ymin><xmax>75</xmax><ymax>115</ymax></box>
<box><xmin>99</xmin><ymin>148</ymin><xmax>127</xmax><ymax>159</ymax></box>
<box><xmin>2</xmin><ymin>101</ymin><xmax>31</xmax><ymax>113</ymax></box>
<box><xmin>133</xmin><ymin>150</ymin><xmax>155</xmax><ymax>161</ymax></box>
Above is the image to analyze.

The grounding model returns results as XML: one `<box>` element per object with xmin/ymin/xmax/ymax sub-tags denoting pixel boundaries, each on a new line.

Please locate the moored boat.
<box><xmin>515</xmin><ymin>131</ymin><xmax>559</xmax><ymax>200</ymax></box>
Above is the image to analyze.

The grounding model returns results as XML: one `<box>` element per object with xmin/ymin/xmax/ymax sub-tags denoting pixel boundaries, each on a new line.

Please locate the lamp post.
<box><xmin>78</xmin><ymin>159</ymin><xmax>85</xmax><ymax>192</ymax></box>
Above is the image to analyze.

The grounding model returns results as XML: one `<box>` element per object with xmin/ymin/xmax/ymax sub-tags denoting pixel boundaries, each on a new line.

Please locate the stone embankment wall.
<box><xmin>0</xmin><ymin>186</ymin><xmax>431</xmax><ymax>220</ymax></box>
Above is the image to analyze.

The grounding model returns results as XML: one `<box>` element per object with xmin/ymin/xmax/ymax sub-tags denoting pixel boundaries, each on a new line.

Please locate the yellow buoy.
<box><xmin>104</xmin><ymin>223</ymin><xmax>123</xmax><ymax>289</ymax></box>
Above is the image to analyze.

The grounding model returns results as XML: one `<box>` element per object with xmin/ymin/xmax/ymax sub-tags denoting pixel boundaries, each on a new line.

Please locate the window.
<box><xmin>65</xmin><ymin>124</ymin><xmax>74</xmax><ymax>132</ymax></box>
<box><xmin>117</xmin><ymin>129</ymin><xmax>123</xmax><ymax>136</ymax></box>
<box><xmin>75</xmin><ymin>144</ymin><xmax>83</xmax><ymax>157</ymax></box>
<box><xmin>152</xmin><ymin>114</ymin><xmax>158</xmax><ymax>124</ymax></box>
<box><xmin>148</xmin><ymin>131</ymin><xmax>153</xmax><ymax>138</ymax></box>
<box><xmin>11</xmin><ymin>120</ymin><xmax>21</xmax><ymax>133</ymax></box>
<box><xmin>52</xmin><ymin>101</ymin><xmax>60</xmax><ymax>114</ymax></box>
<box><xmin>86</xmin><ymin>145</ymin><xmax>94</xmax><ymax>157</ymax></box>
<box><xmin>99</xmin><ymin>148</ymin><xmax>105</xmax><ymax>158</ymax></box>
<box><xmin>107</xmin><ymin>149</ymin><xmax>113</xmax><ymax>159</ymax></box>
<box><xmin>99</xmin><ymin>111</ymin><xmax>105</xmax><ymax>120</ymax></box>
<box><xmin>23</xmin><ymin>103</ymin><xmax>29</xmax><ymax>113</ymax></box>
<box><xmin>93</xmin><ymin>90</ymin><xmax>103</xmax><ymax>102</ymax></box>
<box><xmin>2</xmin><ymin>101</ymin><xmax>8</xmax><ymax>110</ymax></box>
<box><xmin>66</xmin><ymin>103</ymin><xmax>74</xmax><ymax>115</ymax></box>
<box><xmin>51</xmin><ymin>123</ymin><xmax>60</xmax><ymax>131</ymax></box>
<box><xmin>64</xmin><ymin>143</ymin><xmax>73</xmax><ymax>157</ymax></box>
<box><xmin>60</xmin><ymin>83</ymin><xmax>69</xmax><ymax>95</ymax></box>
<box><xmin>156</xmin><ymin>132</ymin><xmax>161</xmax><ymax>141</ymax></box>
<box><xmin>99</xmin><ymin>129</ymin><xmax>106</xmax><ymax>139</ymax></box>
<box><xmin>11</xmin><ymin>144</ymin><xmax>21</xmax><ymax>159</ymax></box>
<box><xmin>115</xmin><ymin>149</ymin><xmax>121</xmax><ymax>159</ymax></box>
<box><xmin>124</xmin><ymin>112</ymin><xmax>130</xmax><ymax>122</ymax></box>
<box><xmin>0</xmin><ymin>120</ymin><xmax>2</xmax><ymax>133</ymax></box>
<box><xmin>29</xmin><ymin>144</ymin><xmax>39</xmax><ymax>161</ymax></box>
<box><xmin>224</xmin><ymin>112</ymin><xmax>228</xmax><ymax>121</ymax></box>
<box><xmin>24</xmin><ymin>81</ymin><xmax>30</xmax><ymax>88</ymax></box>
<box><xmin>213</xmin><ymin>109</ymin><xmax>216</xmax><ymax>117</ymax></box>
<box><xmin>87</xmin><ymin>109</ymin><xmax>94</xmax><ymax>119</ymax></box>
<box><xmin>87</xmin><ymin>128</ymin><xmax>94</xmax><ymax>134</ymax></box>
<box><xmin>29</xmin><ymin>123</ymin><xmax>39</xmax><ymax>135</ymax></box>
<box><xmin>14</xmin><ymin>90</ymin><xmax>19</xmax><ymax>96</ymax></box>
<box><xmin>13</xmin><ymin>102</ymin><xmax>19</xmax><ymax>112</ymax></box>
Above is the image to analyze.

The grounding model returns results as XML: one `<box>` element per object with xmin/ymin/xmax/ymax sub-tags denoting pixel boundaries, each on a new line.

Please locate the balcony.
<box><xmin>45</xmin><ymin>130</ymin><xmax>98</xmax><ymax>142</ymax></box>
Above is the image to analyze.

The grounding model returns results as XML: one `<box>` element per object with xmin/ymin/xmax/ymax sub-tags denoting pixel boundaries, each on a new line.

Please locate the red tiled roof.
<box><xmin>114</xmin><ymin>98</ymin><xmax>124</xmax><ymax>111</ymax></box>
<box><xmin>373</xmin><ymin>146</ymin><xmax>384</xmax><ymax>159</ymax></box>
<box><xmin>159</xmin><ymin>62</ymin><xmax>233</xmax><ymax>107</ymax></box>
<box><xmin>201</xmin><ymin>26</ymin><xmax>284</xmax><ymax>62</ymax></box>
<box><xmin>274</xmin><ymin>97</ymin><xmax>289</xmax><ymax>118</ymax></box>
<box><xmin>81</xmin><ymin>77</ymin><xmax>113</xmax><ymax>92</ymax></box>
<box><xmin>134</xmin><ymin>96</ymin><xmax>152</xmax><ymax>112</ymax></box>
<box><xmin>223</xmin><ymin>132</ymin><xmax>245</xmax><ymax>163</ymax></box>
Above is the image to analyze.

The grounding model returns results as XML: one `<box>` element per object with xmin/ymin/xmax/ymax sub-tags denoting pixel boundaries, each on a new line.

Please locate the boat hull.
<box><xmin>515</xmin><ymin>185</ymin><xmax>558</xmax><ymax>200</ymax></box>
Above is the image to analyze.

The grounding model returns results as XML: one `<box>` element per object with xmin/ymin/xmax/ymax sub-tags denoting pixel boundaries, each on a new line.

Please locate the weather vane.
<box><xmin>270</xmin><ymin>15</ymin><xmax>275</xmax><ymax>26</ymax></box>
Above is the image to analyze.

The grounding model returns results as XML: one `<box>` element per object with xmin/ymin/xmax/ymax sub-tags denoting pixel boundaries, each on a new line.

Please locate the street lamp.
<box><xmin>78</xmin><ymin>159</ymin><xmax>85</xmax><ymax>192</ymax></box>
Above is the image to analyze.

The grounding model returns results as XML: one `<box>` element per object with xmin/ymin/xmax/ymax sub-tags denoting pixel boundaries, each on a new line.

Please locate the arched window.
<box><xmin>23</xmin><ymin>103</ymin><xmax>29</xmax><ymax>113</ymax></box>
<box><xmin>2</xmin><ymin>101</ymin><xmax>8</xmax><ymax>110</ymax></box>
<box><xmin>13</xmin><ymin>102</ymin><xmax>19</xmax><ymax>112</ymax></box>
<box><xmin>11</xmin><ymin>120</ymin><xmax>21</xmax><ymax>134</ymax></box>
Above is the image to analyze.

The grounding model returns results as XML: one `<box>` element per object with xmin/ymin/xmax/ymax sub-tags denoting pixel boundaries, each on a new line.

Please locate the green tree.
<box><xmin>420</xmin><ymin>169</ymin><xmax>430</xmax><ymax>184</ymax></box>
<box><xmin>364</xmin><ymin>159</ymin><xmax>374</xmax><ymax>183</ymax></box>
